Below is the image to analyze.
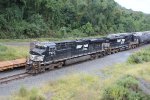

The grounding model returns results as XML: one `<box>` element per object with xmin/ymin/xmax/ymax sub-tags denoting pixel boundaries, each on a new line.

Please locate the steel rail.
<box><xmin>0</xmin><ymin>72</ymin><xmax>30</xmax><ymax>84</ymax></box>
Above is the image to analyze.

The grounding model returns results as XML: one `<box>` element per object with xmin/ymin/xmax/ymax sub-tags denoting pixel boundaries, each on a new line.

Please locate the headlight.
<box><xmin>30</xmin><ymin>55</ymin><xmax>44</xmax><ymax>61</ymax></box>
<box><xmin>37</xmin><ymin>56</ymin><xmax>44</xmax><ymax>61</ymax></box>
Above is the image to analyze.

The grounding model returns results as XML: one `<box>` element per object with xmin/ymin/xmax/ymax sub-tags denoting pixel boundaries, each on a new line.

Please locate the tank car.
<box><xmin>133</xmin><ymin>31</ymin><xmax>150</xmax><ymax>44</ymax></box>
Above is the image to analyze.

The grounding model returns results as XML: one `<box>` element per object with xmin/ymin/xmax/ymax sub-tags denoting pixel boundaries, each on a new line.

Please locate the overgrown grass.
<box><xmin>43</xmin><ymin>74</ymin><xmax>101</xmax><ymax>100</ymax></box>
<box><xmin>11</xmin><ymin>46</ymin><xmax>150</xmax><ymax>100</ymax></box>
<box><xmin>0</xmin><ymin>44</ymin><xmax>28</xmax><ymax>61</ymax></box>
<box><xmin>12</xmin><ymin>62</ymin><xmax>150</xmax><ymax>100</ymax></box>
<box><xmin>102</xmin><ymin>75</ymin><xmax>149</xmax><ymax>100</ymax></box>
<box><xmin>128</xmin><ymin>47</ymin><xmax>150</xmax><ymax>64</ymax></box>
<box><xmin>44</xmin><ymin>61</ymin><xmax>150</xmax><ymax>100</ymax></box>
<box><xmin>101</xmin><ymin>62</ymin><xmax>150</xmax><ymax>100</ymax></box>
<box><xmin>12</xmin><ymin>87</ymin><xmax>46</xmax><ymax>100</ymax></box>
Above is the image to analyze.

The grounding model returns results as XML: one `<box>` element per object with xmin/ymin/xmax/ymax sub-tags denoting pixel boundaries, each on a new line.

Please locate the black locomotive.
<box><xmin>26</xmin><ymin>31</ymin><xmax>150</xmax><ymax>74</ymax></box>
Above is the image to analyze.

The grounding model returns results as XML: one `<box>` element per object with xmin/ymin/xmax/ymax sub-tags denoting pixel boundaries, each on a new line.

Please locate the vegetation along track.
<box><xmin>0</xmin><ymin>72</ymin><xmax>30</xmax><ymax>84</ymax></box>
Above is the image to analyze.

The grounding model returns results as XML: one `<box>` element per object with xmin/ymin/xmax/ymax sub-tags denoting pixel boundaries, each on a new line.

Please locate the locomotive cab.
<box><xmin>26</xmin><ymin>42</ymin><xmax>56</xmax><ymax>74</ymax></box>
<box><xmin>29</xmin><ymin>42</ymin><xmax>56</xmax><ymax>62</ymax></box>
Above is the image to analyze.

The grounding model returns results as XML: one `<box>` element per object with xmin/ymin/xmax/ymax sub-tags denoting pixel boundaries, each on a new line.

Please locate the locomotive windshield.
<box><xmin>29</xmin><ymin>46</ymin><xmax>46</xmax><ymax>61</ymax></box>
<box><xmin>35</xmin><ymin>45</ymin><xmax>46</xmax><ymax>50</ymax></box>
<box><xmin>30</xmin><ymin>45</ymin><xmax>47</xmax><ymax>55</ymax></box>
<box><xmin>30</xmin><ymin>50</ymin><xmax>41</xmax><ymax>55</ymax></box>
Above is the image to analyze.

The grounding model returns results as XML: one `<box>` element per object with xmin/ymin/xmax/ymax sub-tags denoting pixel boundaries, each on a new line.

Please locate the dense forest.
<box><xmin>0</xmin><ymin>0</ymin><xmax>150</xmax><ymax>39</ymax></box>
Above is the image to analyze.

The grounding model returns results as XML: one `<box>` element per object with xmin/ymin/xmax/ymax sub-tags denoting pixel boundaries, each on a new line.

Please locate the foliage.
<box><xmin>102</xmin><ymin>75</ymin><xmax>149</xmax><ymax>100</ymax></box>
<box><xmin>81</xmin><ymin>22</ymin><xmax>94</xmax><ymax>36</ymax></box>
<box><xmin>0</xmin><ymin>0</ymin><xmax>150</xmax><ymax>39</ymax></box>
<box><xmin>12</xmin><ymin>60</ymin><xmax>150</xmax><ymax>100</ymax></box>
<box><xmin>128</xmin><ymin>47</ymin><xmax>150</xmax><ymax>64</ymax></box>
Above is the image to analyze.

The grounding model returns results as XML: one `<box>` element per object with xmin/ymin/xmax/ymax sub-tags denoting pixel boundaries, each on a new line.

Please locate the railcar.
<box><xmin>26</xmin><ymin>32</ymin><xmax>149</xmax><ymax>74</ymax></box>
<box><xmin>133</xmin><ymin>31</ymin><xmax>150</xmax><ymax>44</ymax></box>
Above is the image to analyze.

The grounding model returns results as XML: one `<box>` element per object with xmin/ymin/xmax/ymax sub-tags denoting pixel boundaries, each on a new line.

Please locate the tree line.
<box><xmin>0</xmin><ymin>0</ymin><xmax>150</xmax><ymax>39</ymax></box>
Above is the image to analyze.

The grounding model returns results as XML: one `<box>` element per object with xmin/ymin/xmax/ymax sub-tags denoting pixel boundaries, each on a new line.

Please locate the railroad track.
<box><xmin>0</xmin><ymin>72</ymin><xmax>30</xmax><ymax>84</ymax></box>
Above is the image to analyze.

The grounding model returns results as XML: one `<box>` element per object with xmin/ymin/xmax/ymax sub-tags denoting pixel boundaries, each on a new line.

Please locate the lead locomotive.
<box><xmin>26</xmin><ymin>31</ymin><xmax>150</xmax><ymax>74</ymax></box>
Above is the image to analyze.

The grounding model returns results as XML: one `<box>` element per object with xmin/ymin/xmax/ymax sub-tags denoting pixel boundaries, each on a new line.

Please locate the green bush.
<box><xmin>128</xmin><ymin>48</ymin><xmax>150</xmax><ymax>64</ymax></box>
<box><xmin>102</xmin><ymin>75</ymin><xmax>150</xmax><ymax>100</ymax></box>
<box><xmin>81</xmin><ymin>22</ymin><xmax>95</xmax><ymax>36</ymax></box>
<box><xmin>116</xmin><ymin>75</ymin><xmax>139</xmax><ymax>91</ymax></box>
<box><xmin>103</xmin><ymin>84</ymin><xmax>128</xmax><ymax>100</ymax></box>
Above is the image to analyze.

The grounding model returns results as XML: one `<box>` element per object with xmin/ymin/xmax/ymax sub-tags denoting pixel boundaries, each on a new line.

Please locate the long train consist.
<box><xmin>26</xmin><ymin>31</ymin><xmax>150</xmax><ymax>74</ymax></box>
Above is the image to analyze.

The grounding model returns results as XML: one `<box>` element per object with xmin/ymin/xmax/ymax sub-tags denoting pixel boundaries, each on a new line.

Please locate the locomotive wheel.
<box><xmin>106</xmin><ymin>51</ymin><xmax>110</xmax><ymax>55</ymax></box>
<box><xmin>95</xmin><ymin>55</ymin><xmax>99</xmax><ymax>59</ymax></box>
<box><xmin>98</xmin><ymin>54</ymin><xmax>103</xmax><ymax>58</ymax></box>
<box><xmin>133</xmin><ymin>45</ymin><xmax>136</xmax><ymax>48</ymax></box>
<box><xmin>57</xmin><ymin>64</ymin><xmax>62</xmax><ymax>68</ymax></box>
<box><xmin>102</xmin><ymin>52</ymin><xmax>106</xmax><ymax>56</ymax></box>
<box><xmin>111</xmin><ymin>50</ymin><xmax>115</xmax><ymax>54</ymax></box>
<box><xmin>136</xmin><ymin>44</ymin><xmax>139</xmax><ymax>47</ymax></box>
<box><xmin>90</xmin><ymin>55</ymin><xmax>96</xmax><ymax>60</ymax></box>
<box><xmin>57</xmin><ymin>65</ymin><xmax>62</xmax><ymax>68</ymax></box>
<box><xmin>115</xmin><ymin>50</ymin><xmax>118</xmax><ymax>53</ymax></box>
<box><xmin>40</xmin><ymin>67</ymin><xmax>45</xmax><ymax>72</ymax></box>
<box><xmin>48</xmin><ymin>65</ymin><xmax>54</xmax><ymax>70</ymax></box>
<box><xmin>108</xmin><ymin>52</ymin><xmax>111</xmax><ymax>55</ymax></box>
<box><xmin>132</xmin><ymin>45</ymin><xmax>134</xmax><ymax>48</ymax></box>
<box><xmin>34</xmin><ymin>70</ymin><xmax>38</xmax><ymax>74</ymax></box>
<box><xmin>57</xmin><ymin>62</ymin><xmax>64</xmax><ymax>68</ymax></box>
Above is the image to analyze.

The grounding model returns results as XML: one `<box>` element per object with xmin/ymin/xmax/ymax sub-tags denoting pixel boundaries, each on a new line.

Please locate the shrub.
<box><xmin>102</xmin><ymin>75</ymin><xmax>149</xmax><ymax>100</ymax></box>
<box><xmin>81</xmin><ymin>22</ymin><xmax>94</xmax><ymax>36</ymax></box>
<box><xmin>128</xmin><ymin>47</ymin><xmax>150</xmax><ymax>64</ymax></box>
<box><xmin>116</xmin><ymin>75</ymin><xmax>139</xmax><ymax>91</ymax></box>
<box><xmin>103</xmin><ymin>84</ymin><xmax>128</xmax><ymax>100</ymax></box>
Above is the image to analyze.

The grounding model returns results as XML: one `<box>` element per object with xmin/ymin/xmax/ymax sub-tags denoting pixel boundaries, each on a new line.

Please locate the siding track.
<box><xmin>0</xmin><ymin>72</ymin><xmax>30</xmax><ymax>84</ymax></box>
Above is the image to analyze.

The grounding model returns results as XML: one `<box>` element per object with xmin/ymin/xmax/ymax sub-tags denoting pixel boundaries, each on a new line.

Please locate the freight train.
<box><xmin>26</xmin><ymin>31</ymin><xmax>150</xmax><ymax>74</ymax></box>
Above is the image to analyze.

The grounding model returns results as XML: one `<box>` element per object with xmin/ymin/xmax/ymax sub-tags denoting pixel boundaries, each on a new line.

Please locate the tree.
<box><xmin>0</xmin><ymin>0</ymin><xmax>150</xmax><ymax>39</ymax></box>
<box><xmin>82</xmin><ymin>22</ymin><xmax>94</xmax><ymax>36</ymax></box>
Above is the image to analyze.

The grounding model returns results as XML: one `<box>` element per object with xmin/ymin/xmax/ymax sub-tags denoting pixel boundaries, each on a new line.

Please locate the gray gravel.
<box><xmin>0</xmin><ymin>68</ymin><xmax>25</xmax><ymax>79</ymax></box>
<box><xmin>0</xmin><ymin>44</ymin><xmax>149</xmax><ymax>97</ymax></box>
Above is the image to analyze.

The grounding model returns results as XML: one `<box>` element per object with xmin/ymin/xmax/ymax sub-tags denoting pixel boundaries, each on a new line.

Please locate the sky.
<box><xmin>114</xmin><ymin>0</ymin><xmax>150</xmax><ymax>14</ymax></box>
